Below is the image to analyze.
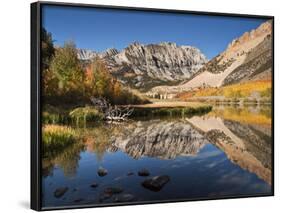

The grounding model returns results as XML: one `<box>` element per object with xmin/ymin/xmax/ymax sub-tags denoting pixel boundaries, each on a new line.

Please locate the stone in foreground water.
<box><xmin>142</xmin><ymin>175</ymin><xmax>170</xmax><ymax>191</ymax></box>
<box><xmin>104</xmin><ymin>187</ymin><xmax>123</xmax><ymax>194</ymax></box>
<box><xmin>97</xmin><ymin>167</ymin><xmax>108</xmax><ymax>177</ymax></box>
<box><xmin>114</xmin><ymin>194</ymin><xmax>135</xmax><ymax>202</ymax></box>
<box><xmin>90</xmin><ymin>182</ymin><xmax>99</xmax><ymax>188</ymax></box>
<box><xmin>138</xmin><ymin>169</ymin><xmax>150</xmax><ymax>176</ymax></box>
<box><xmin>54</xmin><ymin>187</ymin><xmax>68</xmax><ymax>198</ymax></box>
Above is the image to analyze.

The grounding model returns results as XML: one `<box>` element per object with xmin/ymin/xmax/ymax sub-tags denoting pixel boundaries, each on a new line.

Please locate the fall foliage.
<box><xmin>177</xmin><ymin>80</ymin><xmax>272</xmax><ymax>100</ymax></box>
<box><xmin>41</xmin><ymin>28</ymin><xmax>148</xmax><ymax>107</ymax></box>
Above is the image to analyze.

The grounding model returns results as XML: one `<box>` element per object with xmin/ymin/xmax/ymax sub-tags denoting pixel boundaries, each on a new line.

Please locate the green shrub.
<box><xmin>69</xmin><ymin>106</ymin><xmax>103</xmax><ymax>124</ymax></box>
<box><xmin>42</xmin><ymin>105</ymin><xmax>70</xmax><ymax>124</ymax></box>
<box><xmin>260</xmin><ymin>88</ymin><xmax>272</xmax><ymax>98</ymax></box>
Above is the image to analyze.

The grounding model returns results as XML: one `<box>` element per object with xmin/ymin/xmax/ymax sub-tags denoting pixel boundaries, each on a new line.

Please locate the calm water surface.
<box><xmin>42</xmin><ymin>105</ymin><xmax>272</xmax><ymax>208</ymax></box>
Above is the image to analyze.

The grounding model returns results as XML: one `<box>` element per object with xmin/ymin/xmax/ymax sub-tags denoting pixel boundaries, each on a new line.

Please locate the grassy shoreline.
<box><xmin>42</xmin><ymin>101</ymin><xmax>213</xmax><ymax>124</ymax></box>
<box><xmin>42</xmin><ymin>124</ymin><xmax>78</xmax><ymax>157</ymax></box>
<box><xmin>129</xmin><ymin>101</ymin><xmax>212</xmax><ymax>117</ymax></box>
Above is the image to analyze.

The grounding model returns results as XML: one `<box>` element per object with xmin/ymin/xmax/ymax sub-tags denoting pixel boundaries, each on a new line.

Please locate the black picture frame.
<box><xmin>31</xmin><ymin>1</ymin><xmax>274</xmax><ymax>211</ymax></box>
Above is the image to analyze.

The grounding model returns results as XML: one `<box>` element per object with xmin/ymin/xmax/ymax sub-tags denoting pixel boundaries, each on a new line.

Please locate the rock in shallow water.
<box><xmin>90</xmin><ymin>182</ymin><xmax>99</xmax><ymax>188</ymax></box>
<box><xmin>138</xmin><ymin>169</ymin><xmax>150</xmax><ymax>176</ymax></box>
<box><xmin>73</xmin><ymin>198</ymin><xmax>84</xmax><ymax>203</ymax></box>
<box><xmin>127</xmin><ymin>172</ymin><xmax>134</xmax><ymax>176</ymax></box>
<box><xmin>99</xmin><ymin>192</ymin><xmax>113</xmax><ymax>202</ymax></box>
<box><xmin>142</xmin><ymin>175</ymin><xmax>170</xmax><ymax>191</ymax></box>
<box><xmin>54</xmin><ymin>187</ymin><xmax>68</xmax><ymax>198</ymax></box>
<box><xmin>104</xmin><ymin>187</ymin><xmax>123</xmax><ymax>194</ymax></box>
<box><xmin>97</xmin><ymin>167</ymin><xmax>108</xmax><ymax>177</ymax></box>
<box><xmin>99</xmin><ymin>187</ymin><xmax>124</xmax><ymax>202</ymax></box>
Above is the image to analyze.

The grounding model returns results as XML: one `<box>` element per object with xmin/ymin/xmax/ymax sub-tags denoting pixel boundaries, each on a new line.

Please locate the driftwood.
<box><xmin>90</xmin><ymin>97</ymin><xmax>134</xmax><ymax>121</ymax></box>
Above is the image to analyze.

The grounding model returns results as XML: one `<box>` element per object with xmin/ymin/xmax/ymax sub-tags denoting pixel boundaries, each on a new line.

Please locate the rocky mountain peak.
<box><xmin>77</xmin><ymin>49</ymin><xmax>97</xmax><ymax>60</ymax></box>
<box><xmin>159</xmin><ymin>42</ymin><xmax>177</xmax><ymax>47</ymax></box>
<box><xmin>100</xmin><ymin>48</ymin><xmax>119</xmax><ymax>58</ymax></box>
<box><xmin>77</xmin><ymin>41</ymin><xmax>207</xmax><ymax>89</ymax></box>
<box><xmin>225</xmin><ymin>20</ymin><xmax>272</xmax><ymax>59</ymax></box>
<box><xmin>91</xmin><ymin>41</ymin><xmax>206</xmax><ymax>89</ymax></box>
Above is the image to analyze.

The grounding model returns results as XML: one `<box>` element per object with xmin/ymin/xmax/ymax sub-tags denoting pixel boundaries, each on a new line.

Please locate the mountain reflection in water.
<box><xmin>42</xmin><ymin>106</ymin><xmax>272</xmax><ymax>208</ymax></box>
<box><xmin>110</xmin><ymin>120</ymin><xmax>208</xmax><ymax>159</ymax></box>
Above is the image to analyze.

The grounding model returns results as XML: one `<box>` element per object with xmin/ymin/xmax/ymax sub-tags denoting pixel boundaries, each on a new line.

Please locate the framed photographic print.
<box><xmin>31</xmin><ymin>1</ymin><xmax>274</xmax><ymax>211</ymax></box>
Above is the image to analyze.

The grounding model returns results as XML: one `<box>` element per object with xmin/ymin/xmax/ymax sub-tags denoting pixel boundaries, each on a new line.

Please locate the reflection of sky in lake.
<box><xmin>42</xmin><ymin>106</ymin><xmax>272</xmax><ymax>208</ymax></box>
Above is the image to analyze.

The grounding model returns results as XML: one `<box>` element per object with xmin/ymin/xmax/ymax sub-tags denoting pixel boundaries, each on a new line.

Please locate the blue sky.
<box><xmin>42</xmin><ymin>5</ymin><xmax>268</xmax><ymax>59</ymax></box>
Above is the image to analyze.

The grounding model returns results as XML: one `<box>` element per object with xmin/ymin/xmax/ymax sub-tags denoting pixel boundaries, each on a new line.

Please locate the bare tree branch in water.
<box><xmin>90</xmin><ymin>97</ymin><xmax>134</xmax><ymax>121</ymax></box>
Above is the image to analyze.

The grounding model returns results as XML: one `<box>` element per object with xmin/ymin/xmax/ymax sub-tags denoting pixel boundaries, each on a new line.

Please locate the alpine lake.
<box><xmin>42</xmin><ymin>104</ymin><xmax>272</xmax><ymax>208</ymax></box>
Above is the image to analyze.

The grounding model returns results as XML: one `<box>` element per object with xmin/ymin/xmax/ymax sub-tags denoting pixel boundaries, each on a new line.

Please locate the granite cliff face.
<box><xmin>112</xmin><ymin>42</ymin><xmax>207</xmax><ymax>87</ymax></box>
<box><xmin>77</xmin><ymin>42</ymin><xmax>207</xmax><ymax>90</ymax></box>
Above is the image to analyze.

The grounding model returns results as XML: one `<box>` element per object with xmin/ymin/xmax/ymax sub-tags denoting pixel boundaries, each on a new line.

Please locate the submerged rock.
<box><xmin>90</xmin><ymin>182</ymin><xmax>99</xmax><ymax>188</ymax></box>
<box><xmin>127</xmin><ymin>172</ymin><xmax>134</xmax><ymax>176</ymax></box>
<box><xmin>138</xmin><ymin>169</ymin><xmax>150</xmax><ymax>176</ymax></box>
<box><xmin>99</xmin><ymin>186</ymin><xmax>124</xmax><ymax>202</ymax></box>
<box><xmin>54</xmin><ymin>187</ymin><xmax>68</xmax><ymax>198</ymax></box>
<box><xmin>114</xmin><ymin>194</ymin><xmax>135</xmax><ymax>202</ymax></box>
<box><xmin>97</xmin><ymin>167</ymin><xmax>108</xmax><ymax>177</ymax></box>
<box><xmin>99</xmin><ymin>192</ymin><xmax>113</xmax><ymax>202</ymax></box>
<box><xmin>73</xmin><ymin>198</ymin><xmax>84</xmax><ymax>203</ymax></box>
<box><xmin>104</xmin><ymin>187</ymin><xmax>123</xmax><ymax>194</ymax></box>
<box><xmin>142</xmin><ymin>175</ymin><xmax>170</xmax><ymax>191</ymax></box>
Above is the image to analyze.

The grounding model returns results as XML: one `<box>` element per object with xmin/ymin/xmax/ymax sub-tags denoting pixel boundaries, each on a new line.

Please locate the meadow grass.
<box><xmin>43</xmin><ymin>105</ymin><xmax>104</xmax><ymax>125</ymax></box>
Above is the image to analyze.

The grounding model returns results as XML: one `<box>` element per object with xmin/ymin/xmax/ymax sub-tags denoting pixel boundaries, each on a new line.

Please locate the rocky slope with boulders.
<box><xmin>150</xmin><ymin>21</ymin><xmax>272</xmax><ymax>96</ymax></box>
<box><xmin>222</xmin><ymin>33</ymin><xmax>272</xmax><ymax>85</ymax></box>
